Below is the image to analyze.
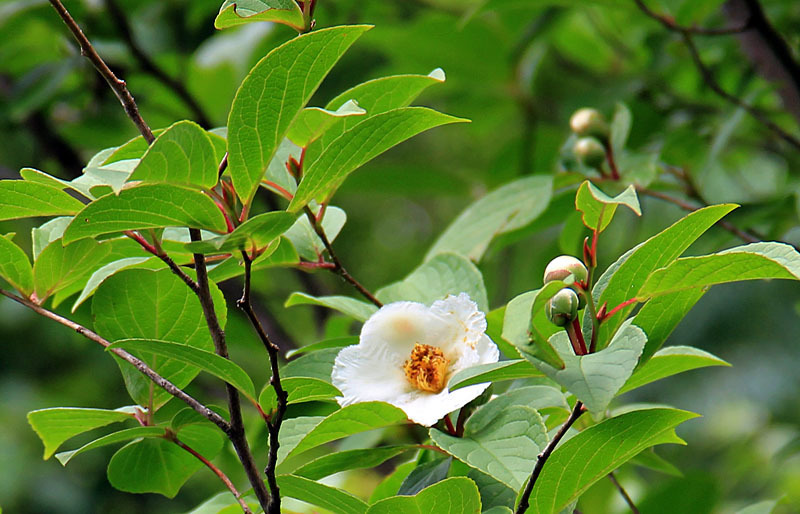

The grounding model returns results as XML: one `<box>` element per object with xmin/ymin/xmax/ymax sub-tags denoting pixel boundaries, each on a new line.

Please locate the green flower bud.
<box><xmin>569</xmin><ymin>108</ymin><xmax>609</xmax><ymax>141</ymax></box>
<box><xmin>546</xmin><ymin>288</ymin><xmax>579</xmax><ymax>327</ymax></box>
<box><xmin>543</xmin><ymin>255</ymin><xmax>588</xmax><ymax>285</ymax></box>
<box><xmin>573</xmin><ymin>137</ymin><xmax>606</xmax><ymax>169</ymax></box>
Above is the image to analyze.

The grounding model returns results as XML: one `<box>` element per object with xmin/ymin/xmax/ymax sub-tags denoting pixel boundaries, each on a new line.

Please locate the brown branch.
<box><xmin>632</xmin><ymin>0</ymin><xmax>752</xmax><ymax>35</ymax></box>
<box><xmin>172</xmin><ymin>436</ymin><xmax>253</xmax><ymax>514</ymax></box>
<box><xmin>103</xmin><ymin>0</ymin><xmax>212</xmax><ymax>128</ymax></box>
<box><xmin>48</xmin><ymin>0</ymin><xmax>154</xmax><ymax>143</ymax></box>
<box><xmin>516</xmin><ymin>401</ymin><xmax>585</xmax><ymax>514</ymax></box>
<box><xmin>0</xmin><ymin>288</ymin><xmax>229</xmax><ymax>432</ymax></box>
<box><xmin>188</xmin><ymin>229</ymin><xmax>271</xmax><ymax>510</ymax></box>
<box><xmin>608</xmin><ymin>471</ymin><xmax>640</xmax><ymax>514</ymax></box>
<box><xmin>237</xmin><ymin>253</ymin><xmax>287</xmax><ymax>514</ymax></box>
<box><xmin>302</xmin><ymin>206</ymin><xmax>383</xmax><ymax>308</ymax></box>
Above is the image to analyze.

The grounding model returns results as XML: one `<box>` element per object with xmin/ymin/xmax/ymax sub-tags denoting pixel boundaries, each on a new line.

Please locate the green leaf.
<box><xmin>285</xmin><ymin>402</ymin><xmax>408</xmax><ymax>460</ymax></box>
<box><xmin>426</xmin><ymin>176</ymin><xmax>552</xmax><ymax>262</ymax></box>
<box><xmin>55</xmin><ymin>426</ymin><xmax>165</xmax><ymax>465</ymax></box>
<box><xmin>288</xmin><ymin>100</ymin><xmax>367</xmax><ymax>147</ymax></box>
<box><xmin>27</xmin><ymin>407</ymin><xmax>135</xmax><ymax>459</ymax></box>
<box><xmin>277</xmin><ymin>474</ymin><xmax>368</xmax><ymax>514</ymax></box>
<box><xmin>326</xmin><ymin>68</ymin><xmax>447</xmax><ymax>115</ymax></box>
<box><xmin>214</xmin><ymin>0</ymin><xmax>304</xmax><ymax>31</ymax></box>
<box><xmin>282</xmin><ymin>347</ymin><xmax>341</xmax><ymax>383</ymax></box>
<box><xmin>129</xmin><ymin>120</ymin><xmax>217</xmax><ymax>189</ymax></box>
<box><xmin>107</xmin><ymin>424</ymin><xmax>223</xmax><ymax>498</ymax></box>
<box><xmin>284</xmin><ymin>205</ymin><xmax>347</xmax><ymax>261</ymax></box>
<box><xmin>286</xmin><ymin>336</ymin><xmax>358</xmax><ymax>358</ymax></box>
<box><xmin>62</xmin><ymin>184</ymin><xmax>228</xmax><ymax>243</ymax></box>
<box><xmin>285</xmin><ymin>292</ymin><xmax>378</xmax><ymax>322</ymax></box>
<box><xmin>370</xmin><ymin>461</ymin><xmax>416</xmax><ymax>503</ymax></box>
<box><xmin>377</xmin><ymin>252</ymin><xmax>488</xmax><ymax>312</ymax></box>
<box><xmin>294</xmin><ymin>445</ymin><xmax>415</xmax><ymax>480</ymax></box>
<box><xmin>502</xmin><ymin>283</ymin><xmax>568</xmax><ymax>370</ymax></box>
<box><xmin>107</xmin><ymin>339</ymin><xmax>256</xmax><ymax>400</ymax></box>
<box><xmin>33</xmin><ymin>238</ymin><xmax>111</xmax><ymax>301</ymax></box>
<box><xmin>638</xmin><ymin>242</ymin><xmax>800</xmax><ymax>299</ymax></box>
<box><xmin>448</xmin><ymin>360</ymin><xmax>542</xmax><ymax>392</ymax></box>
<box><xmin>0</xmin><ymin>180</ymin><xmax>84</xmax><ymax>221</ymax></box>
<box><xmin>93</xmin><ymin>269</ymin><xmax>226</xmax><ymax>410</ymax></box>
<box><xmin>431</xmin><ymin>405</ymin><xmax>548</xmax><ymax>490</ymax></box>
<box><xmin>289</xmin><ymin>107</ymin><xmax>468</xmax><ymax>211</ymax></box>
<box><xmin>535</xmin><ymin>320</ymin><xmax>646</xmax><ymax>413</ymax></box>
<box><xmin>0</xmin><ymin>233</ymin><xmax>33</xmax><ymax>295</ymax></box>
<box><xmin>367</xmin><ymin>477</ymin><xmax>481</xmax><ymax>514</ymax></box>
<box><xmin>574</xmin><ymin>180</ymin><xmax>641</xmax><ymax>233</ymax></box>
<box><xmin>259</xmin><ymin>376</ymin><xmax>341</xmax><ymax>413</ymax></box>
<box><xmin>594</xmin><ymin>203</ymin><xmax>737</xmax><ymax>350</ymax></box>
<box><xmin>630</xmin><ymin>448</ymin><xmax>682</xmax><ymax>477</ymax></box>
<box><xmin>618</xmin><ymin>346</ymin><xmax>729</xmax><ymax>395</ymax></box>
<box><xmin>184</xmin><ymin>211</ymin><xmax>296</xmax><ymax>254</ymax></box>
<box><xmin>207</xmin><ymin>236</ymin><xmax>300</xmax><ymax>282</ymax></box>
<box><xmin>468</xmin><ymin>387</ymin><xmax>569</xmax><ymax>431</ymax></box>
<box><xmin>632</xmin><ymin>289</ymin><xmax>707</xmax><ymax>364</ymax></box>
<box><xmin>610</xmin><ymin>102</ymin><xmax>632</xmax><ymax>155</ymax></box>
<box><xmin>399</xmin><ymin>457</ymin><xmax>452</xmax><ymax>495</ymax></box>
<box><xmin>526</xmin><ymin>408</ymin><xmax>698</xmax><ymax>514</ymax></box>
<box><xmin>71</xmin><ymin>256</ymin><xmax>156</xmax><ymax>312</ymax></box>
<box><xmin>227</xmin><ymin>25</ymin><xmax>371</xmax><ymax>203</ymax></box>
<box><xmin>31</xmin><ymin>217</ymin><xmax>72</xmax><ymax>260</ymax></box>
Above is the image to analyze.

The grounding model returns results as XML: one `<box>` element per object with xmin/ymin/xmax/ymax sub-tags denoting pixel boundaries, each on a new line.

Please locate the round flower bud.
<box><xmin>569</xmin><ymin>108</ymin><xmax>609</xmax><ymax>141</ymax></box>
<box><xmin>546</xmin><ymin>288</ymin><xmax>579</xmax><ymax>327</ymax></box>
<box><xmin>573</xmin><ymin>137</ymin><xmax>606</xmax><ymax>169</ymax></box>
<box><xmin>543</xmin><ymin>255</ymin><xmax>588</xmax><ymax>285</ymax></box>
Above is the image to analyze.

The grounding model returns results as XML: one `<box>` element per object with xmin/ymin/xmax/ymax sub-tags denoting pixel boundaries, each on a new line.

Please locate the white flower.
<box><xmin>331</xmin><ymin>293</ymin><xmax>500</xmax><ymax>427</ymax></box>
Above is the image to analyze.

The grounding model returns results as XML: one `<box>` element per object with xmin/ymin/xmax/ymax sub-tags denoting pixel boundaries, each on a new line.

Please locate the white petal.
<box><xmin>393</xmin><ymin>383</ymin><xmax>492</xmax><ymax>427</ymax></box>
<box><xmin>331</xmin><ymin>344</ymin><xmax>410</xmax><ymax>406</ymax></box>
<box><xmin>360</xmin><ymin>301</ymin><xmax>460</xmax><ymax>357</ymax></box>
<box><xmin>431</xmin><ymin>293</ymin><xmax>486</xmax><ymax>349</ymax></box>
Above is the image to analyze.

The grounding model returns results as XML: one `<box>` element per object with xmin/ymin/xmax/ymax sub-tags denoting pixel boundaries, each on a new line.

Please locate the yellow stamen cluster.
<box><xmin>403</xmin><ymin>343</ymin><xmax>449</xmax><ymax>393</ymax></box>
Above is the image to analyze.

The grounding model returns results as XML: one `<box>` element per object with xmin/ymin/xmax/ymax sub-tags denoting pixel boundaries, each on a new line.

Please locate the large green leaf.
<box><xmin>426</xmin><ymin>176</ymin><xmax>552</xmax><ymax>262</ymax></box>
<box><xmin>294</xmin><ymin>445</ymin><xmax>415</xmax><ymax>480</ymax></box>
<box><xmin>107</xmin><ymin>424</ymin><xmax>224</xmax><ymax>498</ymax></box>
<box><xmin>128</xmin><ymin>120</ymin><xmax>217</xmax><ymax>189</ymax></box>
<box><xmin>526</xmin><ymin>408</ymin><xmax>698</xmax><ymax>514</ymax></box>
<box><xmin>93</xmin><ymin>269</ymin><xmax>227</xmax><ymax>410</ymax></box>
<box><xmin>535</xmin><ymin>320</ymin><xmax>646</xmax><ymax>413</ymax></box>
<box><xmin>55</xmin><ymin>426</ymin><xmax>165</xmax><ymax>465</ymax></box>
<box><xmin>367</xmin><ymin>477</ymin><xmax>481</xmax><ymax>514</ymax></box>
<box><xmin>574</xmin><ymin>181</ymin><xmax>640</xmax><ymax>233</ymax></box>
<box><xmin>287</xmin><ymin>100</ymin><xmax>366</xmax><ymax>147</ymax></box>
<box><xmin>431</xmin><ymin>405</ymin><xmax>548</xmax><ymax>490</ymax></box>
<box><xmin>27</xmin><ymin>407</ymin><xmax>135</xmax><ymax>459</ymax></box>
<box><xmin>259</xmin><ymin>376</ymin><xmax>341</xmax><ymax>413</ymax></box>
<box><xmin>594</xmin><ymin>203</ymin><xmax>736</xmax><ymax>349</ymax></box>
<box><xmin>214</xmin><ymin>0</ymin><xmax>304</xmax><ymax>31</ymax></box>
<box><xmin>638</xmin><ymin>242</ymin><xmax>800</xmax><ymax>299</ymax></box>
<box><xmin>447</xmin><ymin>360</ymin><xmax>542</xmax><ymax>392</ymax></box>
<box><xmin>289</xmin><ymin>107</ymin><xmax>468</xmax><ymax>211</ymax></box>
<box><xmin>618</xmin><ymin>346</ymin><xmax>730</xmax><ymax>395</ymax></box>
<box><xmin>285</xmin><ymin>292</ymin><xmax>378</xmax><ymax>322</ymax></box>
<box><xmin>278</xmin><ymin>474</ymin><xmax>368</xmax><ymax>514</ymax></box>
<box><xmin>227</xmin><ymin>25</ymin><xmax>371</xmax><ymax>203</ymax></box>
<box><xmin>184</xmin><ymin>211</ymin><xmax>296</xmax><ymax>254</ymax></box>
<box><xmin>71</xmin><ymin>256</ymin><xmax>157</xmax><ymax>312</ymax></box>
<box><xmin>0</xmin><ymin>180</ymin><xmax>84</xmax><ymax>221</ymax></box>
<box><xmin>62</xmin><ymin>184</ymin><xmax>227</xmax><ymax>243</ymax></box>
<box><xmin>107</xmin><ymin>339</ymin><xmax>256</xmax><ymax>400</ymax></box>
<box><xmin>376</xmin><ymin>252</ymin><xmax>488</xmax><ymax>312</ymax></box>
<box><xmin>33</xmin><ymin>238</ymin><xmax>111</xmax><ymax>301</ymax></box>
<box><xmin>0</xmin><ymin>233</ymin><xmax>33</xmax><ymax>295</ymax></box>
<box><xmin>285</xmin><ymin>402</ymin><xmax>408</xmax><ymax>460</ymax></box>
<box><xmin>631</xmin><ymin>288</ymin><xmax>707</xmax><ymax>364</ymax></box>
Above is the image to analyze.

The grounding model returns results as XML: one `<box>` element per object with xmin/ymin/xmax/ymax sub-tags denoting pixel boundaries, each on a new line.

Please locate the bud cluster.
<box><xmin>569</xmin><ymin>108</ymin><xmax>609</xmax><ymax>170</ymax></box>
<box><xmin>542</xmin><ymin>255</ymin><xmax>588</xmax><ymax>326</ymax></box>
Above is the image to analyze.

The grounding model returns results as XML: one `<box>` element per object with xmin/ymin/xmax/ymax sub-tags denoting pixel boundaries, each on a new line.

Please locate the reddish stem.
<box><xmin>444</xmin><ymin>414</ymin><xmax>457</xmax><ymax>436</ymax></box>
<box><xmin>261</xmin><ymin>180</ymin><xmax>294</xmax><ymax>201</ymax></box>
<box><xmin>124</xmin><ymin>230</ymin><xmax>158</xmax><ymax>255</ymax></box>
<box><xmin>601</xmin><ymin>298</ymin><xmax>639</xmax><ymax>322</ymax></box>
<box><xmin>604</xmin><ymin>141</ymin><xmax>620</xmax><ymax>180</ymax></box>
<box><xmin>297</xmin><ymin>261</ymin><xmax>336</xmax><ymax>270</ymax></box>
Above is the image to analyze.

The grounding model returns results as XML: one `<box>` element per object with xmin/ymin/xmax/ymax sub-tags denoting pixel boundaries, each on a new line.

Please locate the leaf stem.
<box><xmin>608</xmin><ymin>471</ymin><xmax>640</xmax><ymax>514</ymax></box>
<box><xmin>515</xmin><ymin>401</ymin><xmax>586</xmax><ymax>514</ymax></box>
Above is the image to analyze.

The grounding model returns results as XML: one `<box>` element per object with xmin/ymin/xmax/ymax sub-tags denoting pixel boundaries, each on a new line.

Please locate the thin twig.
<box><xmin>189</xmin><ymin>229</ymin><xmax>271</xmax><ymax>510</ymax></box>
<box><xmin>48</xmin><ymin>0</ymin><xmax>154</xmax><ymax>143</ymax></box>
<box><xmin>632</xmin><ymin>0</ymin><xmax>752</xmax><ymax>35</ymax></box>
<box><xmin>237</xmin><ymin>253</ymin><xmax>287</xmax><ymax>514</ymax></box>
<box><xmin>608</xmin><ymin>471</ymin><xmax>640</xmax><ymax>514</ymax></box>
<box><xmin>516</xmin><ymin>401</ymin><xmax>585</xmax><ymax>514</ymax></box>
<box><xmin>104</xmin><ymin>0</ymin><xmax>212</xmax><ymax>128</ymax></box>
<box><xmin>302</xmin><ymin>206</ymin><xmax>383</xmax><ymax>308</ymax></box>
<box><xmin>0</xmin><ymin>288</ymin><xmax>229</xmax><ymax>432</ymax></box>
<box><xmin>172</xmin><ymin>436</ymin><xmax>253</xmax><ymax>514</ymax></box>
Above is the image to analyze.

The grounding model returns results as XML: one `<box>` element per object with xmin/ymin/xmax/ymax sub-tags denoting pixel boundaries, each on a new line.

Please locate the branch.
<box><xmin>0</xmin><ymin>288</ymin><xmax>229</xmax><ymax>432</ymax></box>
<box><xmin>188</xmin><ymin>229</ymin><xmax>271</xmax><ymax>510</ymax></box>
<box><xmin>171</xmin><ymin>436</ymin><xmax>253</xmax><ymax>514</ymax></box>
<box><xmin>103</xmin><ymin>0</ymin><xmax>213</xmax><ymax>128</ymax></box>
<box><xmin>632</xmin><ymin>0</ymin><xmax>752</xmax><ymax>35</ymax></box>
<box><xmin>48</xmin><ymin>0</ymin><xmax>154</xmax><ymax>143</ymax></box>
<box><xmin>608</xmin><ymin>471</ymin><xmax>640</xmax><ymax>514</ymax></box>
<box><xmin>302</xmin><ymin>206</ymin><xmax>383</xmax><ymax>308</ymax></box>
<box><xmin>515</xmin><ymin>401</ymin><xmax>585</xmax><ymax>514</ymax></box>
<box><xmin>237</xmin><ymin>253</ymin><xmax>287</xmax><ymax>514</ymax></box>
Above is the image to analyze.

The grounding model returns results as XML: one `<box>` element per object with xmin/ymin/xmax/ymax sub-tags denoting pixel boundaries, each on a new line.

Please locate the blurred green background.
<box><xmin>1</xmin><ymin>0</ymin><xmax>800</xmax><ymax>512</ymax></box>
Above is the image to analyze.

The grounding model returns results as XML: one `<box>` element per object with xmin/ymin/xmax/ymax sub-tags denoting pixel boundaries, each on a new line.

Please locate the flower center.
<box><xmin>403</xmin><ymin>343</ymin><xmax>449</xmax><ymax>393</ymax></box>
